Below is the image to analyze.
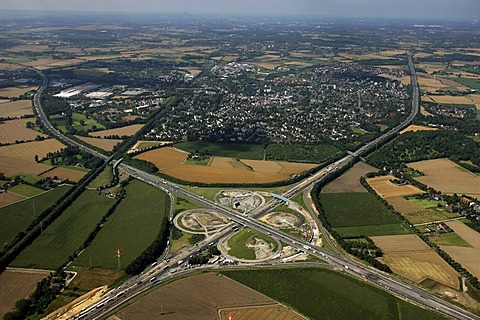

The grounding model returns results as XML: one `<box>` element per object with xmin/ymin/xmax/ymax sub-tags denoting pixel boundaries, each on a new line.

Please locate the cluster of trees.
<box><xmin>46</xmin><ymin>146</ymin><xmax>102</xmax><ymax>169</ymax></box>
<box><xmin>414</xmin><ymin>113</ymin><xmax>480</xmax><ymax>136</ymax></box>
<box><xmin>3</xmin><ymin>271</ymin><xmax>67</xmax><ymax>320</ymax></box>
<box><xmin>188</xmin><ymin>246</ymin><xmax>221</xmax><ymax>265</ymax></box>
<box><xmin>125</xmin><ymin>217</ymin><xmax>170</xmax><ymax>275</ymax></box>
<box><xmin>41</xmin><ymin>95</ymin><xmax>70</xmax><ymax>115</ymax></box>
<box><xmin>367</xmin><ymin>130</ymin><xmax>480</xmax><ymax>169</ymax></box>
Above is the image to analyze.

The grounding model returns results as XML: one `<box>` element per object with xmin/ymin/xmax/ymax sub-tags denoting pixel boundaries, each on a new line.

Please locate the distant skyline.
<box><xmin>0</xmin><ymin>0</ymin><xmax>479</xmax><ymax>21</ymax></box>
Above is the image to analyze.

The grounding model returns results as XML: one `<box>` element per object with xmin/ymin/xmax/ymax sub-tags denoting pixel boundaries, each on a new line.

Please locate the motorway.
<box><xmin>30</xmin><ymin>59</ymin><xmax>480</xmax><ymax>320</ymax></box>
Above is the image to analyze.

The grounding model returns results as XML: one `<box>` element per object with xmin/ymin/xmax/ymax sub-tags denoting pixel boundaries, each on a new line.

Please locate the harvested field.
<box><xmin>400</xmin><ymin>125</ymin><xmax>438</xmax><ymax>134</ymax></box>
<box><xmin>115</xmin><ymin>273</ymin><xmax>301</xmax><ymax>320</ymax></box>
<box><xmin>440</xmin><ymin>246</ymin><xmax>480</xmax><ymax>278</ymax></box>
<box><xmin>0</xmin><ymin>118</ymin><xmax>47</xmax><ymax>144</ymax></box>
<box><xmin>367</xmin><ymin>175</ymin><xmax>424</xmax><ymax>198</ymax></box>
<box><xmin>0</xmin><ymin>62</ymin><xmax>22</xmax><ymax>70</ymax></box>
<box><xmin>445</xmin><ymin>221</ymin><xmax>480</xmax><ymax>248</ymax></box>
<box><xmin>70</xmin><ymin>268</ymin><xmax>124</xmax><ymax>291</ymax></box>
<box><xmin>89</xmin><ymin>124</ymin><xmax>143</xmax><ymax>138</ymax></box>
<box><xmin>0</xmin><ymin>192</ymin><xmax>25</xmax><ymax>206</ymax></box>
<box><xmin>372</xmin><ymin>234</ymin><xmax>459</xmax><ymax>288</ymax></box>
<box><xmin>137</xmin><ymin>148</ymin><xmax>316</xmax><ymax>184</ymax></box>
<box><xmin>0</xmin><ymin>269</ymin><xmax>50</xmax><ymax>318</ymax></box>
<box><xmin>0</xmin><ymin>86</ymin><xmax>37</xmax><ymax>98</ymax></box>
<box><xmin>426</xmin><ymin>95</ymin><xmax>475</xmax><ymax>105</ymax></box>
<box><xmin>322</xmin><ymin>162</ymin><xmax>377</xmax><ymax>193</ymax></box>
<box><xmin>40</xmin><ymin>167</ymin><xmax>87</xmax><ymax>182</ymax></box>
<box><xmin>0</xmin><ymin>100</ymin><xmax>33</xmax><ymax>118</ymax></box>
<box><xmin>407</xmin><ymin>158</ymin><xmax>480</xmax><ymax>198</ymax></box>
<box><xmin>74</xmin><ymin>135</ymin><xmax>122</xmax><ymax>151</ymax></box>
<box><xmin>387</xmin><ymin>196</ymin><xmax>422</xmax><ymax>213</ymax></box>
<box><xmin>135</xmin><ymin>147</ymin><xmax>187</xmax><ymax>169</ymax></box>
<box><xmin>0</xmin><ymin>155</ymin><xmax>52</xmax><ymax>177</ymax></box>
<box><xmin>0</xmin><ymin>139</ymin><xmax>65</xmax><ymax>162</ymax></box>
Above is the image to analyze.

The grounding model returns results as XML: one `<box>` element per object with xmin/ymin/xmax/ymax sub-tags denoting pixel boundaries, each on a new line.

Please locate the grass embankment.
<box><xmin>74</xmin><ymin>180</ymin><xmax>169</xmax><ymax>269</ymax></box>
<box><xmin>222</xmin><ymin>268</ymin><xmax>447</xmax><ymax>320</ymax></box>
<box><xmin>11</xmin><ymin>190</ymin><xmax>115</xmax><ymax>269</ymax></box>
<box><xmin>0</xmin><ymin>185</ymin><xmax>71</xmax><ymax>246</ymax></box>
<box><xmin>227</xmin><ymin>228</ymin><xmax>277</xmax><ymax>260</ymax></box>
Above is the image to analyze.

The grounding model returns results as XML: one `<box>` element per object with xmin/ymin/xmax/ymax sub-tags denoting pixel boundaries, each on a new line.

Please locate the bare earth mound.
<box><xmin>0</xmin><ymin>269</ymin><xmax>50</xmax><ymax>318</ymax></box>
<box><xmin>407</xmin><ymin>158</ymin><xmax>480</xmax><ymax>198</ymax></box>
<box><xmin>115</xmin><ymin>273</ymin><xmax>304</xmax><ymax>320</ymax></box>
<box><xmin>322</xmin><ymin>162</ymin><xmax>377</xmax><ymax>193</ymax></box>
<box><xmin>372</xmin><ymin>234</ymin><xmax>459</xmax><ymax>289</ymax></box>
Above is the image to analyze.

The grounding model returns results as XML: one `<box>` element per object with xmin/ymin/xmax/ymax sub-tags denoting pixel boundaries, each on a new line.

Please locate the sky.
<box><xmin>0</xmin><ymin>0</ymin><xmax>479</xmax><ymax>21</ymax></box>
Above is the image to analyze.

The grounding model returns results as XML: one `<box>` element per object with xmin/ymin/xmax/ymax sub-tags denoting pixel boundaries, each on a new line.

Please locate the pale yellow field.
<box><xmin>0</xmin><ymin>86</ymin><xmax>38</xmax><ymax>98</ymax></box>
<box><xmin>426</xmin><ymin>95</ymin><xmax>475</xmax><ymax>105</ymax></box>
<box><xmin>90</xmin><ymin>124</ymin><xmax>144</xmax><ymax>138</ymax></box>
<box><xmin>408</xmin><ymin>158</ymin><xmax>480</xmax><ymax>198</ymax></box>
<box><xmin>400</xmin><ymin>125</ymin><xmax>438</xmax><ymax>134</ymax></box>
<box><xmin>446</xmin><ymin>221</ymin><xmax>480</xmax><ymax>249</ymax></box>
<box><xmin>372</xmin><ymin>234</ymin><xmax>459</xmax><ymax>288</ymax></box>
<box><xmin>137</xmin><ymin>148</ymin><xmax>316</xmax><ymax>184</ymax></box>
<box><xmin>441</xmin><ymin>246</ymin><xmax>480</xmax><ymax>279</ymax></box>
<box><xmin>75</xmin><ymin>135</ymin><xmax>123</xmax><ymax>151</ymax></box>
<box><xmin>0</xmin><ymin>63</ymin><xmax>22</xmax><ymax>70</ymax></box>
<box><xmin>379</xmin><ymin>50</ymin><xmax>407</xmax><ymax>56</ymax></box>
<box><xmin>135</xmin><ymin>147</ymin><xmax>187</xmax><ymax>169</ymax></box>
<box><xmin>367</xmin><ymin>175</ymin><xmax>424</xmax><ymax>198</ymax></box>
<box><xmin>0</xmin><ymin>139</ymin><xmax>65</xmax><ymax>162</ymax></box>
<box><xmin>420</xmin><ymin>106</ymin><xmax>434</xmax><ymax>116</ymax></box>
<box><xmin>178</xmin><ymin>67</ymin><xmax>202</xmax><ymax>75</ymax></box>
<box><xmin>0</xmin><ymin>119</ymin><xmax>47</xmax><ymax>144</ymax></box>
<box><xmin>0</xmin><ymin>100</ymin><xmax>33</xmax><ymax>118</ymax></box>
<box><xmin>41</xmin><ymin>167</ymin><xmax>87</xmax><ymax>182</ymax></box>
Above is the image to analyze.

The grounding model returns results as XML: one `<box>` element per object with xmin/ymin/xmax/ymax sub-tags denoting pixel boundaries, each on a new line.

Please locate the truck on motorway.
<box><xmin>177</xmin><ymin>260</ymin><xmax>184</xmax><ymax>265</ymax></box>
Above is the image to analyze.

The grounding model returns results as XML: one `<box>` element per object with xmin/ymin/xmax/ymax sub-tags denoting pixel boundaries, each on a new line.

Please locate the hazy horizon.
<box><xmin>0</xmin><ymin>0</ymin><xmax>479</xmax><ymax>22</ymax></box>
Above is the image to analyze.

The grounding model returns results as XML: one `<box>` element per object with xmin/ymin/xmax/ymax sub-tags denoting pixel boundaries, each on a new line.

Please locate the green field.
<box><xmin>0</xmin><ymin>185</ymin><xmax>71</xmax><ymax>247</ymax></box>
<box><xmin>11</xmin><ymin>189</ymin><xmax>115</xmax><ymax>269</ymax></box>
<box><xmin>320</xmin><ymin>193</ymin><xmax>400</xmax><ymax>227</ymax></box>
<box><xmin>430</xmin><ymin>232</ymin><xmax>472</xmax><ymax>247</ymax></box>
<box><xmin>448</xmin><ymin>77</ymin><xmax>480</xmax><ymax>90</ymax></box>
<box><xmin>49</xmin><ymin>113</ymin><xmax>104</xmax><ymax>133</ymax></box>
<box><xmin>174</xmin><ymin>141</ymin><xmax>265</xmax><ymax>160</ymax></box>
<box><xmin>221</xmin><ymin>268</ymin><xmax>447</xmax><ymax>320</ymax></box>
<box><xmin>335</xmin><ymin>224</ymin><xmax>411</xmax><ymax>237</ymax></box>
<box><xmin>74</xmin><ymin>180</ymin><xmax>169</xmax><ymax>269</ymax></box>
<box><xmin>227</xmin><ymin>228</ymin><xmax>277</xmax><ymax>260</ymax></box>
<box><xmin>8</xmin><ymin>183</ymin><xmax>44</xmax><ymax>197</ymax></box>
<box><xmin>88</xmin><ymin>165</ymin><xmax>113</xmax><ymax>188</ymax></box>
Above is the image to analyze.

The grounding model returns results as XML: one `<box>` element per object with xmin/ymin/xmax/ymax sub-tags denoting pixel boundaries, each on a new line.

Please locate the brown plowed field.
<box><xmin>372</xmin><ymin>234</ymin><xmax>459</xmax><ymax>288</ymax></box>
<box><xmin>0</xmin><ymin>139</ymin><xmax>65</xmax><ymax>162</ymax></box>
<box><xmin>407</xmin><ymin>158</ymin><xmax>480</xmax><ymax>198</ymax></box>
<box><xmin>0</xmin><ymin>86</ymin><xmax>38</xmax><ymax>98</ymax></box>
<box><xmin>135</xmin><ymin>147</ymin><xmax>187</xmax><ymax>169</ymax></box>
<box><xmin>0</xmin><ymin>100</ymin><xmax>33</xmax><ymax>118</ymax></box>
<box><xmin>0</xmin><ymin>269</ymin><xmax>50</xmax><ymax>318</ymax></box>
<box><xmin>0</xmin><ymin>192</ymin><xmax>25</xmax><ymax>206</ymax></box>
<box><xmin>400</xmin><ymin>125</ymin><xmax>438</xmax><ymax>134</ymax></box>
<box><xmin>40</xmin><ymin>167</ymin><xmax>87</xmax><ymax>182</ymax></box>
<box><xmin>90</xmin><ymin>124</ymin><xmax>144</xmax><ymax>138</ymax></box>
<box><xmin>0</xmin><ymin>155</ymin><xmax>52</xmax><ymax>177</ymax></box>
<box><xmin>322</xmin><ymin>162</ymin><xmax>377</xmax><ymax>193</ymax></box>
<box><xmin>75</xmin><ymin>135</ymin><xmax>123</xmax><ymax>151</ymax></box>
<box><xmin>136</xmin><ymin>148</ymin><xmax>316</xmax><ymax>184</ymax></box>
<box><xmin>386</xmin><ymin>196</ymin><xmax>422</xmax><ymax>213</ymax></box>
<box><xmin>367</xmin><ymin>175</ymin><xmax>424</xmax><ymax>198</ymax></box>
<box><xmin>116</xmin><ymin>273</ymin><xmax>304</xmax><ymax>320</ymax></box>
<box><xmin>0</xmin><ymin>119</ymin><xmax>47</xmax><ymax>144</ymax></box>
